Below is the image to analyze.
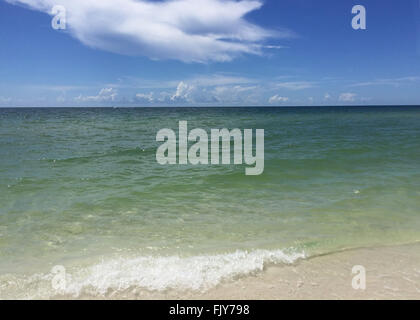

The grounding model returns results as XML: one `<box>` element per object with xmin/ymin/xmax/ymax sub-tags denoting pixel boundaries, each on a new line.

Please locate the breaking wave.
<box><xmin>0</xmin><ymin>249</ymin><xmax>305</xmax><ymax>299</ymax></box>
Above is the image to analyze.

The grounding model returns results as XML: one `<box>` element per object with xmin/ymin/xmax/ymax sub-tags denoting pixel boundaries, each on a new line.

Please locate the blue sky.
<box><xmin>1</xmin><ymin>0</ymin><xmax>420</xmax><ymax>107</ymax></box>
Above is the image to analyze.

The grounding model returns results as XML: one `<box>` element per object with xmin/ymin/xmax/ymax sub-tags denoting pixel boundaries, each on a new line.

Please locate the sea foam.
<box><xmin>0</xmin><ymin>249</ymin><xmax>305</xmax><ymax>299</ymax></box>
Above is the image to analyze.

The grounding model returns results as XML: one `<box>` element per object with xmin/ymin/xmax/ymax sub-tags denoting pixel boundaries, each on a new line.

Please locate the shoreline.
<box><xmin>2</xmin><ymin>242</ymin><xmax>419</xmax><ymax>299</ymax></box>
<box><xmin>126</xmin><ymin>242</ymin><xmax>420</xmax><ymax>300</ymax></box>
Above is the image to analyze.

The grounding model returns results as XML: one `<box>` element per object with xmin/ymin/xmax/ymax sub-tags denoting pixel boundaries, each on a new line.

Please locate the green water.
<box><xmin>0</xmin><ymin>107</ymin><xmax>419</xmax><ymax>297</ymax></box>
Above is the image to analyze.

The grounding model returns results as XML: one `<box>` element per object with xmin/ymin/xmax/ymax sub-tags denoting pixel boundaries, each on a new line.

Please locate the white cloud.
<box><xmin>275</xmin><ymin>81</ymin><xmax>315</xmax><ymax>90</ymax></box>
<box><xmin>100</xmin><ymin>74</ymin><xmax>256</xmax><ymax>91</ymax></box>
<box><xmin>268</xmin><ymin>95</ymin><xmax>289</xmax><ymax>104</ymax></box>
<box><xmin>134</xmin><ymin>92</ymin><xmax>154</xmax><ymax>103</ymax></box>
<box><xmin>338</xmin><ymin>92</ymin><xmax>356</xmax><ymax>102</ymax></box>
<box><xmin>324</xmin><ymin>93</ymin><xmax>331</xmax><ymax>100</ymax></box>
<box><xmin>156</xmin><ymin>81</ymin><xmax>260</xmax><ymax>104</ymax></box>
<box><xmin>211</xmin><ymin>85</ymin><xmax>258</xmax><ymax>103</ymax></box>
<box><xmin>171</xmin><ymin>81</ymin><xmax>196</xmax><ymax>102</ymax></box>
<box><xmin>0</xmin><ymin>96</ymin><xmax>12</xmax><ymax>103</ymax></box>
<box><xmin>263</xmin><ymin>45</ymin><xmax>286</xmax><ymax>49</ymax></box>
<box><xmin>75</xmin><ymin>87</ymin><xmax>117</xmax><ymax>102</ymax></box>
<box><xmin>6</xmin><ymin>0</ymin><xmax>290</xmax><ymax>63</ymax></box>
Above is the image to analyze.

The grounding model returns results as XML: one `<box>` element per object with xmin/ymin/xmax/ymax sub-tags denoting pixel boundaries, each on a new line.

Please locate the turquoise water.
<box><xmin>0</xmin><ymin>107</ymin><xmax>420</xmax><ymax>298</ymax></box>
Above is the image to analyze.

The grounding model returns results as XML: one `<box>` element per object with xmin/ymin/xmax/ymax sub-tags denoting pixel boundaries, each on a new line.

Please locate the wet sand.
<box><xmin>130</xmin><ymin>243</ymin><xmax>420</xmax><ymax>300</ymax></box>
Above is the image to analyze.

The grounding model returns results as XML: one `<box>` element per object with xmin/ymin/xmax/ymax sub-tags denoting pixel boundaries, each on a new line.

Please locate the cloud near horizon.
<box><xmin>75</xmin><ymin>87</ymin><xmax>118</xmax><ymax>102</ymax></box>
<box><xmin>161</xmin><ymin>81</ymin><xmax>260</xmax><ymax>104</ymax></box>
<box><xmin>338</xmin><ymin>92</ymin><xmax>356</xmax><ymax>102</ymax></box>
<box><xmin>268</xmin><ymin>95</ymin><xmax>289</xmax><ymax>104</ymax></box>
<box><xmin>6</xmin><ymin>0</ymin><xmax>290</xmax><ymax>62</ymax></box>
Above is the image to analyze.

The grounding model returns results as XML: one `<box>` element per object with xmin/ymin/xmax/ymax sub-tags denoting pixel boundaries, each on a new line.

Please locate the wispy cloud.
<box><xmin>275</xmin><ymin>81</ymin><xmax>316</xmax><ymax>90</ymax></box>
<box><xmin>6</xmin><ymin>0</ymin><xmax>293</xmax><ymax>63</ymax></box>
<box><xmin>185</xmin><ymin>74</ymin><xmax>256</xmax><ymax>87</ymax></box>
<box><xmin>350</xmin><ymin>77</ymin><xmax>420</xmax><ymax>87</ymax></box>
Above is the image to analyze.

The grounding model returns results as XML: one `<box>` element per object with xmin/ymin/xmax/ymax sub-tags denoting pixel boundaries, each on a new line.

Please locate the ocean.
<box><xmin>0</xmin><ymin>106</ymin><xmax>419</xmax><ymax>298</ymax></box>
